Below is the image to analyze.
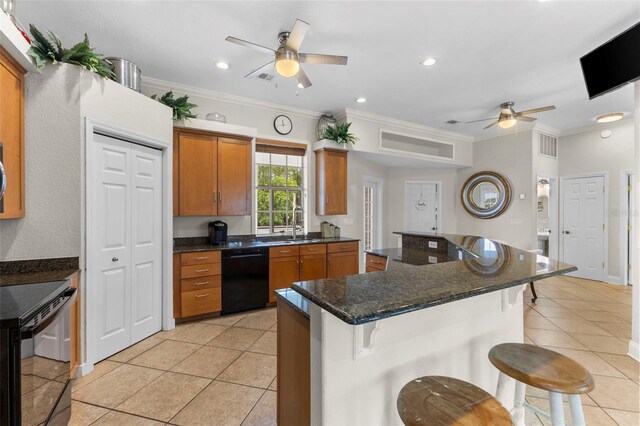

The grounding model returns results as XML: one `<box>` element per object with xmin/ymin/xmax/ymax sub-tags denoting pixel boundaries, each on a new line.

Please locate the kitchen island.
<box><xmin>275</xmin><ymin>233</ymin><xmax>576</xmax><ymax>425</ymax></box>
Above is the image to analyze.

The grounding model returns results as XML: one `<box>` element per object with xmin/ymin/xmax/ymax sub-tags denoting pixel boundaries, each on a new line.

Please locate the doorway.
<box><xmin>363</xmin><ymin>176</ymin><xmax>383</xmax><ymax>252</ymax></box>
<box><xmin>622</xmin><ymin>170</ymin><xmax>634</xmax><ymax>285</ymax></box>
<box><xmin>88</xmin><ymin>132</ymin><xmax>164</xmax><ymax>362</ymax></box>
<box><xmin>404</xmin><ymin>182</ymin><xmax>440</xmax><ymax>233</ymax></box>
<box><xmin>560</xmin><ymin>174</ymin><xmax>607</xmax><ymax>281</ymax></box>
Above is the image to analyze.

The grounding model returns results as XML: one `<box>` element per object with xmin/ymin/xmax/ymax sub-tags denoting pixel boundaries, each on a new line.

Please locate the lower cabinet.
<box><xmin>327</xmin><ymin>242</ymin><xmax>360</xmax><ymax>278</ymax></box>
<box><xmin>173</xmin><ymin>251</ymin><xmax>222</xmax><ymax>319</ymax></box>
<box><xmin>269</xmin><ymin>255</ymin><xmax>301</xmax><ymax>303</ymax></box>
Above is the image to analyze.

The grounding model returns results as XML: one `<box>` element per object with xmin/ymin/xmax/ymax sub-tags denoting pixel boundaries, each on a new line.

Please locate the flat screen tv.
<box><xmin>580</xmin><ymin>21</ymin><xmax>640</xmax><ymax>99</ymax></box>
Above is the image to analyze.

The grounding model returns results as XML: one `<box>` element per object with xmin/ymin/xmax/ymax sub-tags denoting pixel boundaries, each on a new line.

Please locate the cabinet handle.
<box><xmin>325</xmin><ymin>196</ymin><xmax>328</xmax><ymax>205</ymax></box>
<box><xmin>195</xmin><ymin>256</ymin><xmax>209</xmax><ymax>260</ymax></box>
<box><xmin>308</xmin><ymin>248</ymin><xmax>318</xmax><ymax>251</ymax></box>
<box><xmin>300</xmin><ymin>260</ymin><xmax>303</xmax><ymax>272</ymax></box>
<box><xmin>370</xmin><ymin>260</ymin><xmax>383</xmax><ymax>264</ymax></box>
<box><xmin>194</xmin><ymin>281</ymin><xmax>209</xmax><ymax>286</ymax></box>
<box><xmin>340</xmin><ymin>245</ymin><xmax>349</xmax><ymax>249</ymax></box>
<box><xmin>218</xmin><ymin>192</ymin><xmax>221</xmax><ymax>203</ymax></box>
<box><xmin>195</xmin><ymin>293</ymin><xmax>210</xmax><ymax>298</ymax></box>
<box><xmin>195</xmin><ymin>268</ymin><xmax>209</xmax><ymax>273</ymax></box>
<box><xmin>213</xmin><ymin>192</ymin><xmax>217</xmax><ymax>204</ymax></box>
<box><xmin>280</xmin><ymin>250</ymin><xmax>291</xmax><ymax>253</ymax></box>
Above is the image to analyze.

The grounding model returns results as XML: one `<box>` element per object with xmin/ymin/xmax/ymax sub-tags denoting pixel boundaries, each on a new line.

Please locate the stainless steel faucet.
<box><xmin>292</xmin><ymin>205</ymin><xmax>303</xmax><ymax>239</ymax></box>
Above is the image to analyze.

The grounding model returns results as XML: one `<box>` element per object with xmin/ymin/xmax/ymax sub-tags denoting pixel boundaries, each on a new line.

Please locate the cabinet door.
<box><xmin>327</xmin><ymin>251</ymin><xmax>359</xmax><ymax>278</ymax></box>
<box><xmin>300</xmin><ymin>253</ymin><xmax>327</xmax><ymax>281</ymax></box>
<box><xmin>218</xmin><ymin>137</ymin><xmax>251</xmax><ymax>215</ymax></box>
<box><xmin>0</xmin><ymin>48</ymin><xmax>25</xmax><ymax>219</ymax></box>
<box><xmin>315</xmin><ymin>149</ymin><xmax>347</xmax><ymax>215</ymax></box>
<box><xmin>269</xmin><ymin>256</ymin><xmax>299</xmax><ymax>303</ymax></box>
<box><xmin>178</xmin><ymin>132</ymin><xmax>217</xmax><ymax>215</ymax></box>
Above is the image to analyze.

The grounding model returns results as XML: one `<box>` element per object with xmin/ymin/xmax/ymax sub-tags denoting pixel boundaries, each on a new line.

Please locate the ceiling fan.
<box><xmin>225</xmin><ymin>19</ymin><xmax>348</xmax><ymax>89</ymax></box>
<box><xmin>467</xmin><ymin>102</ymin><xmax>556</xmax><ymax>129</ymax></box>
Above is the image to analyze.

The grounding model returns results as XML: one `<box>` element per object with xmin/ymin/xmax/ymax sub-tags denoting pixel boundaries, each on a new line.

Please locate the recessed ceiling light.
<box><xmin>422</xmin><ymin>57</ymin><xmax>437</xmax><ymax>66</ymax></box>
<box><xmin>596</xmin><ymin>112</ymin><xmax>624</xmax><ymax>123</ymax></box>
<box><xmin>215</xmin><ymin>61</ymin><xmax>230</xmax><ymax>70</ymax></box>
<box><xmin>355</xmin><ymin>97</ymin><xmax>367</xmax><ymax>103</ymax></box>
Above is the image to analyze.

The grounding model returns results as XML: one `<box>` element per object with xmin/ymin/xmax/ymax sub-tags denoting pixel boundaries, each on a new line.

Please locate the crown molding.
<box><xmin>343</xmin><ymin>108</ymin><xmax>474</xmax><ymax>143</ymax></box>
<box><xmin>558</xmin><ymin>117</ymin><xmax>635</xmax><ymax>137</ymax></box>
<box><xmin>141</xmin><ymin>76</ymin><xmax>324</xmax><ymax>120</ymax></box>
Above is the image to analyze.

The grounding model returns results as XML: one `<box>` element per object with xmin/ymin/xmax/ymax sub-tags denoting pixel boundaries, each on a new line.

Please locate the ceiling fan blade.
<box><xmin>483</xmin><ymin>121</ymin><xmax>499</xmax><ymax>129</ymax></box>
<box><xmin>286</xmin><ymin>19</ymin><xmax>310</xmax><ymax>51</ymax></box>
<box><xmin>296</xmin><ymin>67</ymin><xmax>312</xmax><ymax>89</ymax></box>
<box><xmin>466</xmin><ymin>117</ymin><xmax>498</xmax><ymax>123</ymax></box>
<box><xmin>299</xmin><ymin>53</ymin><xmax>348</xmax><ymax>65</ymax></box>
<box><xmin>244</xmin><ymin>60</ymin><xmax>275</xmax><ymax>79</ymax></box>
<box><xmin>516</xmin><ymin>105</ymin><xmax>556</xmax><ymax>116</ymax></box>
<box><xmin>225</xmin><ymin>36</ymin><xmax>275</xmax><ymax>56</ymax></box>
<box><xmin>516</xmin><ymin>115</ymin><xmax>537</xmax><ymax>122</ymax></box>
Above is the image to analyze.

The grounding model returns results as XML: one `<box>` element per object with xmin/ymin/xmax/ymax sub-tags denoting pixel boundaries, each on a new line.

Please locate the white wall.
<box><xmin>456</xmin><ymin>130</ymin><xmax>535</xmax><ymax>250</ymax></box>
<box><xmin>558</xmin><ymin>122</ymin><xmax>634</xmax><ymax>282</ymax></box>
<box><xmin>631</xmin><ymin>81</ymin><xmax>639</xmax><ymax>361</ymax></box>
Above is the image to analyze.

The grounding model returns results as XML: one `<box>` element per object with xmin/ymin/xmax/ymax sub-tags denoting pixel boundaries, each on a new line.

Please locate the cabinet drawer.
<box><xmin>181</xmin><ymin>288</ymin><xmax>221</xmax><ymax>317</ymax></box>
<box><xmin>181</xmin><ymin>263</ymin><xmax>221</xmax><ymax>279</ymax></box>
<box><xmin>365</xmin><ymin>254</ymin><xmax>387</xmax><ymax>271</ymax></box>
<box><xmin>181</xmin><ymin>251</ymin><xmax>221</xmax><ymax>266</ymax></box>
<box><xmin>270</xmin><ymin>245</ymin><xmax>300</xmax><ymax>258</ymax></box>
<box><xmin>327</xmin><ymin>241</ymin><xmax>359</xmax><ymax>253</ymax></box>
<box><xmin>299</xmin><ymin>244</ymin><xmax>326</xmax><ymax>255</ymax></box>
<box><xmin>181</xmin><ymin>275</ymin><xmax>221</xmax><ymax>293</ymax></box>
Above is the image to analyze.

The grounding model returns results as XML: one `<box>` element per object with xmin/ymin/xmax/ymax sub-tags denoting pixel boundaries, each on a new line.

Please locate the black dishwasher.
<box><xmin>221</xmin><ymin>247</ymin><xmax>269</xmax><ymax>314</ymax></box>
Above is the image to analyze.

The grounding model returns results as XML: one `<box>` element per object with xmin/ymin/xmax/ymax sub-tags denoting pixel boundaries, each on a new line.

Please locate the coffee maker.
<box><xmin>208</xmin><ymin>220</ymin><xmax>228</xmax><ymax>245</ymax></box>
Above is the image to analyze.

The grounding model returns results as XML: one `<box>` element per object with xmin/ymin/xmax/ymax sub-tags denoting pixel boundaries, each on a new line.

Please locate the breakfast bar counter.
<box><xmin>275</xmin><ymin>233</ymin><xmax>576</xmax><ymax>425</ymax></box>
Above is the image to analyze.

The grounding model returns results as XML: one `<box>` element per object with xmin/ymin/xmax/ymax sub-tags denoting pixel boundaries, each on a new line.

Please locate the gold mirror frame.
<box><xmin>461</xmin><ymin>171</ymin><xmax>512</xmax><ymax>219</ymax></box>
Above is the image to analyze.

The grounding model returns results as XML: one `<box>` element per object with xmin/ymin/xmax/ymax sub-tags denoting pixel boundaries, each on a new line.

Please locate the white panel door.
<box><xmin>404</xmin><ymin>183</ymin><xmax>438</xmax><ymax>232</ymax></box>
<box><xmin>562</xmin><ymin>176</ymin><xmax>605</xmax><ymax>281</ymax></box>
<box><xmin>130</xmin><ymin>144</ymin><xmax>163</xmax><ymax>342</ymax></box>
<box><xmin>92</xmin><ymin>133</ymin><xmax>162</xmax><ymax>361</ymax></box>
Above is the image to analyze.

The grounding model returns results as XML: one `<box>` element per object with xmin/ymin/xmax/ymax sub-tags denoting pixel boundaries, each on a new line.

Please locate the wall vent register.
<box><xmin>538</xmin><ymin>133</ymin><xmax>558</xmax><ymax>158</ymax></box>
<box><xmin>380</xmin><ymin>131</ymin><xmax>454</xmax><ymax>160</ymax></box>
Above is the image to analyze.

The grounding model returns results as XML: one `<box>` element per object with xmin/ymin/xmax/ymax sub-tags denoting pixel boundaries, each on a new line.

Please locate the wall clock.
<box><xmin>274</xmin><ymin>115</ymin><xmax>293</xmax><ymax>135</ymax></box>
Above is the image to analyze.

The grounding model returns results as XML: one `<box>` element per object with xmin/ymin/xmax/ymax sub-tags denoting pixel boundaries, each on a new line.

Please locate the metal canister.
<box><xmin>105</xmin><ymin>57</ymin><xmax>142</xmax><ymax>92</ymax></box>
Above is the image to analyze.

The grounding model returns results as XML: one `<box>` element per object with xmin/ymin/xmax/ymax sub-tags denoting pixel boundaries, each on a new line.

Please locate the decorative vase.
<box><xmin>316</xmin><ymin>114</ymin><xmax>336</xmax><ymax>141</ymax></box>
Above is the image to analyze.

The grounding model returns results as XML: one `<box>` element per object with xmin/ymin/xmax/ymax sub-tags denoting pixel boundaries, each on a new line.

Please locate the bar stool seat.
<box><xmin>397</xmin><ymin>376</ymin><xmax>512</xmax><ymax>426</ymax></box>
<box><xmin>489</xmin><ymin>343</ymin><xmax>595</xmax><ymax>426</ymax></box>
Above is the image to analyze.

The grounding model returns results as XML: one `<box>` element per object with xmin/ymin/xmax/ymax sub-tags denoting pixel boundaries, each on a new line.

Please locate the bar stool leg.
<box><xmin>495</xmin><ymin>372</ymin><xmax>510</xmax><ymax>405</ymax></box>
<box><xmin>512</xmin><ymin>381</ymin><xmax>527</xmax><ymax>426</ymax></box>
<box><xmin>549</xmin><ymin>392</ymin><xmax>566</xmax><ymax>426</ymax></box>
<box><xmin>568</xmin><ymin>394</ymin><xmax>586</xmax><ymax>426</ymax></box>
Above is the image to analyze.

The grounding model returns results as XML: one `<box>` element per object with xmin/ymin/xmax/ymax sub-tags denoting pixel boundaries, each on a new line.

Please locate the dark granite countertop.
<box><xmin>0</xmin><ymin>257</ymin><xmax>79</xmax><ymax>287</ymax></box>
<box><xmin>274</xmin><ymin>288</ymin><xmax>311</xmax><ymax>319</ymax></box>
<box><xmin>174</xmin><ymin>235</ymin><xmax>360</xmax><ymax>254</ymax></box>
<box><xmin>292</xmin><ymin>233</ymin><xmax>577</xmax><ymax>325</ymax></box>
<box><xmin>367</xmin><ymin>247</ymin><xmax>456</xmax><ymax>268</ymax></box>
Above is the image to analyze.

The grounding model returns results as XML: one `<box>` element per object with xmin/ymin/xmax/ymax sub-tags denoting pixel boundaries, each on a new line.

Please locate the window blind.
<box><xmin>255</xmin><ymin>138</ymin><xmax>307</xmax><ymax>157</ymax></box>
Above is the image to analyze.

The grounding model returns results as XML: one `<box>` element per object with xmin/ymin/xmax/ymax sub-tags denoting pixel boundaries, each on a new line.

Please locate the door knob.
<box><xmin>112</xmin><ymin>257</ymin><xmax>119</xmax><ymax>262</ymax></box>
<box><xmin>563</xmin><ymin>231</ymin><xmax>570</xmax><ymax>235</ymax></box>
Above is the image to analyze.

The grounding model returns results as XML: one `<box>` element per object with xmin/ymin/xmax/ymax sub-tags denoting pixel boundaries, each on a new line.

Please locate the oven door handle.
<box><xmin>0</xmin><ymin>157</ymin><xmax>6</xmax><ymax>201</ymax></box>
<box><xmin>21</xmin><ymin>288</ymin><xmax>77</xmax><ymax>339</ymax></box>
<box><xmin>226</xmin><ymin>254</ymin><xmax>265</xmax><ymax>259</ymax></box>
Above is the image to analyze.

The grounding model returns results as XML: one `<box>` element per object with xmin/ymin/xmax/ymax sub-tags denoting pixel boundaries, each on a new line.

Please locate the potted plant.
<box><xmin>313</xmin><ymin>122</ymin><xmax>359</xmax><ymax>151</ymax></box>
<box><xmin>27</xmin><ymin>25</ymin><xmax>115</xmax><ymax>80</ymax></box>
<box><xmin>150</xmin><ymin>90</ymin><xmax>198</xmax><ymax>121</ymax></box>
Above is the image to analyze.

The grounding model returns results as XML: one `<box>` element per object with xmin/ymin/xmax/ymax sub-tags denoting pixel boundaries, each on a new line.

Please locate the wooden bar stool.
<box><xmin>489</xmin><ymin>343</ymin><xmax>595</xmax><ymax>426</ymax></box>
<box><xmin>397</xmin><ymin>376</ymin><xmax>512</xmax><ymax>425</ymax></box>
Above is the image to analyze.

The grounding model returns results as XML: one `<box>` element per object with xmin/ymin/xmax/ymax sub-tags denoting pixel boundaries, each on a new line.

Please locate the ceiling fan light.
<box><xmin>498</xmin><ymin>118</ymin><xmax>517</xmax><ymax>129</ymax></box>
<box><xmin>275</xmin><ymin>58</ymin><xmax>299</xmax><ymax>77</ymax></box>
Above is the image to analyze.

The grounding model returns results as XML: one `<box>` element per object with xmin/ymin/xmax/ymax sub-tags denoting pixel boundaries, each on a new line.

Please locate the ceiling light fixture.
<box><xmin>297</xmin><ymin>82</ymin><xmax>304</xmax><ymax>89</ymax></box>
<box><xmin>275</xmin><ymin>48</ymin><xmax>300</xmax><ymax>77</ymax></box>
<box><xmin>422</xmin><ymin>57</ymin><xmax>437</xmax><ymax>66</ymax></box>
<box><xmin>596</xmin><ymin>112</ymin><xmax>624</xmax><ymax>123</ymax></box>
<box><xmin>216</xmin><ymin>61</ymin><xmax>230</xmax><ymax>70</ymax></box>
<box><xmin>355</xmin><ymin>97</ymin><xmax>367</xmax><ymax>103</ymax></box>
<box><xmin>498</xmin><ymin>113</ymin><xmax>517</xmax><ymax>129</ymax></box>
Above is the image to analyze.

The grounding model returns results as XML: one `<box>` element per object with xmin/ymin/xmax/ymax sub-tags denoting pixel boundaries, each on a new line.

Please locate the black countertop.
<box><xmin>0</xmin><ymin>280</ymin><xmax>71</xmax><ymax>328</ymax></box>
<box><xmin>291</xmin><ymin>233</ymin><xmax>577</xmax><ymax>325</ymax></box>
<box><xmin>174</xmin><ymin>235</ymin><xmax>360</xmax><ymax>254</ymax></box>
<box><xmin>274</xmin><ymin>288</ymin><xmax>311</xmax><ymax>319</ymax></box>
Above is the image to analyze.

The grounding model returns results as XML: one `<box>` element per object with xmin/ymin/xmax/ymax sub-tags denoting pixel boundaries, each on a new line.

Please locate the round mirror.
<box><xmin>461</xmin><ymin>171</ymin><xmax>512</xmax><ymax>219</ymax></box>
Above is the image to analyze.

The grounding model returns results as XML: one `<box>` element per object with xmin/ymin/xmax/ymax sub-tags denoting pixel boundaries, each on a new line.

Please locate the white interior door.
<box><xmin>562</xmin><ymin>176</ymin><xmax>605</xmax><ymax>281</ymax></box>
<box><xmin>404</xmin><ymin>183</ymin><xmax>438</xmax><ymax>233</ymax></box>
<box><xmin>92</xmin><ymin>133</ymin><xmax>162</xmax><ymax>361</ymax></box>
<box><xmin>363</xmin><ymin>178</ymin><xmax>380</xmax><ymax>251</ymax></box>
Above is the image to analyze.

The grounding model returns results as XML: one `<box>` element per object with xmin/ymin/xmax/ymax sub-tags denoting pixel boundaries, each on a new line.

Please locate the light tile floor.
<box><xmin>69</xmin><ymin>275</ymin><xmax>638</xmax><ymax>425</ymax></box>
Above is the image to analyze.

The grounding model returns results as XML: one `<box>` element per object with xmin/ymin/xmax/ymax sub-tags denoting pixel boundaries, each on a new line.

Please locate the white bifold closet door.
<box><xmin>92</xmin><ymin>133</ymin><xmax>163</xmax><ymax>362</ymax></box>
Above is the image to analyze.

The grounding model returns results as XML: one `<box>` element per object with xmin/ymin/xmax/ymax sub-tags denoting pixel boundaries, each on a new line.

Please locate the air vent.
<box><xmin>446</xmin><ymin>120</ymin><xmax>459</xmax><ymax>125</ymax></box>
<box><xmin>380</xmin><ymin>131</ymin><xmax>454</xmax><ymax>159</ymax></box>
<box><xmin>257</xmin><ymin>73</ymin><xmax>274</xmax><ymax>81</ymax></box>
<box><xmin>538</xmin><ymin>133</ymin><xmax>558</xmax><ymax>158</ymax></box>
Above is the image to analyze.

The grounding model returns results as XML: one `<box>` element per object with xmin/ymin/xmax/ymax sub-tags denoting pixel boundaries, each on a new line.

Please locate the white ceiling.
<box><xmin>17</xmin><ymin>1</ymin><xmax>640</xmax><ymax>137</ymax></box>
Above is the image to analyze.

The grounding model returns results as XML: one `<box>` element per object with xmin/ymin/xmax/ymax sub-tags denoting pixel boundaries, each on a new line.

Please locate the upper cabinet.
<box><xmin>0</xmin><ymin>46</ymin><xmax>25</xmax><ymax>219</ymax></box>
<box><xmin>315</xmin><ymin>148</ymin><xmax>348</xmax><ymax>215</ymax></box>
<box><xmin>174</xmin><ymin>128</ymin><xmax>251</xmax><ymax>216</ymax></box>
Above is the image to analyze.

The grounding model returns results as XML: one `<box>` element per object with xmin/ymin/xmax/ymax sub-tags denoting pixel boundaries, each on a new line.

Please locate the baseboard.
<box><xmin>628</xmin><ymin>340</ymin><xmax>640</xmax><ymax>362</ymax></box>
<box><xmin>76</xmin><ymin>361</ymin><xmax>95</xmax><ymax>378</ymax></box>
<box><xmin>607</xmin><ymin>275</ymin><xmax>624</xmax><ymax>285</ymax></box>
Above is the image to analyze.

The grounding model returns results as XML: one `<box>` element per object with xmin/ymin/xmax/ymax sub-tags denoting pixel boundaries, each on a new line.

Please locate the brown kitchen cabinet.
<box><xmin>173</xmin><ymin>251</ymin><xmax>222</xmax><ymax>319</ymax></box>
<box><xmin>365</xmin><ymin>253</ymin><xmax>388</xmax><ymax>272</ymax></box>
<box><xmin>327</xmin><ymin>241</ymin><xmax>360</xmax><ymax>278</ymax></box>
<box><xmin>269</xmin><ymin>255</ymin><xmax>300</xmax><ymax>303</ymax></box>
<box><xmin>0</xmin><ymin>46</ymin><xmax>25</xmax><ymax>219</ymax></box>
<box><xmin>173</xmin><ymin>129</ymin><xmax>251</xmax><ymax>216</ymax></box>
<box><xmin>315</xmin><ymin>148</ymin><xmax>348</xmax><ymax>215</ymax></box>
